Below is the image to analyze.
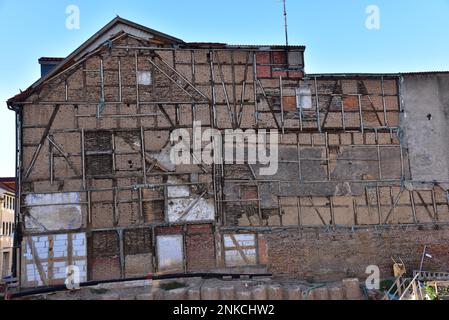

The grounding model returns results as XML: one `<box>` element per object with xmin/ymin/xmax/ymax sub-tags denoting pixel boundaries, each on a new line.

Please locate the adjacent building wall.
<box><xmin>0</xmin><ymin>188</ymin><xmax>15</xmax><ymax>280</ymax></box>
<box><xmin>401</xmin><ymin>73</ymin><xmax>449</xmax><ymax>183</ymax></box>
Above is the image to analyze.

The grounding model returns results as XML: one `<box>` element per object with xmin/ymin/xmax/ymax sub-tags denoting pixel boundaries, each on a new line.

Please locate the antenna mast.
<box><xmin>283</xmin><ymin>0</ymin><xmax>289</xmax><ymax>46</ymax></box>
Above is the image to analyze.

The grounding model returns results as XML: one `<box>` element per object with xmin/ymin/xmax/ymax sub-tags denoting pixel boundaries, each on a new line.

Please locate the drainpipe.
<box><xmin>6</xmin><ymin>102</ymin><xmax>22</xmax><ymax>283</ymax></box>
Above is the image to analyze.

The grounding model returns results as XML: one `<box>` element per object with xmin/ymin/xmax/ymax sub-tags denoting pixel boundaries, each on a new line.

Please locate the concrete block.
<box><xmin>342</xmin><ymin>279</ymin><xmax>363</xmax><ymax>300</ymax></box>
<box><xmin>267</xmin><ymin>285</ymin><xmax>283</xmax><ymax>300</ymax></box>
<box><xmin>252</xmin><ymin>286</ymin><xmax>268</xmax><ymax>300</ymax></box>
<box><xmin>236</xmin><ymin>290</ymin><xmax>252</xmax><ymax>300</ymax></box>
<box><xmin>201</xmin><ymin>286</ymin><xmax>220</xmax><ymax>300</ymax></box>
<box><xmin>329</xmin><ymin>286</ymin><xmax>345</xmax><ymax>300</ymax></box>
<box><xmin>286</xmin><ymin>287</ymin><xmax>302</xmax><ymax>300</ymax></box>
<box><xmin>188</xmin><ymin>287</ymin><xmax>201</xmax><ymax>300</ymax></box>
<box><xmin>136</xmin><ymin>293</ymin><xmax>154</xmax><ymax>300</ymax></box>
<box><xmin>312</xmin><ymin>287</ymin><xmax>330</xmax><ymax>300</ymax></box>
<box><xmin>153</xmin><ymin>289</ymin><xmax>165</xmax><ymax>301</ymax></box>
<box><xmin>99</xmin><ymin>294</ymin><xmax>120</xmax><ymax>300</ymax></box>
<box><xmin>220</xmin><ymin>286</ymin><xmax>236</xmax><ymax>300</ymax></box>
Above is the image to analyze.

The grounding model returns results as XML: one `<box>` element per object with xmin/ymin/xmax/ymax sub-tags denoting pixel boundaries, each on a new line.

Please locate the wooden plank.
<box><xmin>27</xmin><ymin>237</ymin><xmax>48</xmax><ymax>286</ymax></box>
<box><xmin>47</xmin><ymin>136</ymin><xmax>80</xmax><ymax>176</ymax></box>
<box><xmin>257</xmin><ymin>80</ymin><xmax>281</xmax><ymax>130</ymax></box>
<box><xmin>228</xmin><ymin>235</ymin><xmax>250</xmax><ymax>265</ymax></box>
<box><xmin>383</xmin><ymin>188</ymin><xmax>405</xmax><ymax>224</ymax></box>
<box><xmin>67</xmin><ymin>233</ymin><xmax>74</xmax><ymax>267</ymax></box>
<box><xmin>24</xmin><ymin>104</ymin><xmax>61</xmax><ymax>179</ymax></box>
<box><xmin>158</xmin><ymin>104</ymin><xmax>175</xmax><ymax>128</ymax></box>
<box><xmin>415</xmin><ymin>191</ymin><xmax>436</xmax><ymax>222</ymax></box>
<box><xmin>305</xmin><ymin>197</ymin><xmax>327</xmax><ymax>225</ymax></box>
<box><xmin>48</xmin><ymin>235</ymin><xmax>54</xmax><ymax>283</ymax></box>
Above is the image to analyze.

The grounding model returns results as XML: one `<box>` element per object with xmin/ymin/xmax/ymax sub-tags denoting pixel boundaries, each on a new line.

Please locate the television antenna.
<box><xmin>282</xmin><ymin>0</ymin><xmax>289</xmax><ymax>46</ymax></box>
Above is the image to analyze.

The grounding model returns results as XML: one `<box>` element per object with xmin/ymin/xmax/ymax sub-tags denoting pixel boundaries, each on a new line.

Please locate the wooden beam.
<box><xmin>228</xmin><ymin>234</ymin><xmax>250</xmax><ymax>265</ymax></box>
<box><xmin>24</xmin><ymin>104</ymin><xmax>61</xmax><ymax>179</ymax></box>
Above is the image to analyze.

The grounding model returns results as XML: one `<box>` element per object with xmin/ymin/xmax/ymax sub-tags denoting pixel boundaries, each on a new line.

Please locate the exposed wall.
<box><xmin>264</xmin><ymin>225</ymin><xmax>449</xmax><ymax>282</ymax></box>
<box><xmin>401</xmin><ymin>73</ymin><xmax>449</xmax><ymax>183</ymax></box>
<box><xmin>13</xmin><ymin>29</ymin><xmax>449</xmax><ymax>287</ymax></box>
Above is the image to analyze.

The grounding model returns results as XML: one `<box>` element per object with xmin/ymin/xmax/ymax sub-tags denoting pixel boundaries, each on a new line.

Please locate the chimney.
<box><xmin>38</xmin><ymin>57</ymin><xmax>64</xmax><ymax>77</ymax></box>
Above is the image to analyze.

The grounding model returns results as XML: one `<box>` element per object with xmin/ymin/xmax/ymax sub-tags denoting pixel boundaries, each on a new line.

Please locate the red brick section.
<box><xmin>272</xmin><ymin>70</ymin><xmax>288</xmax><ymax>78</ymax></box>
<box><xmin>272</xmin><ymin>52</ymin><xmax>287</xmax><ymax>65</ymax></box>
<box><xmin>155</xmin><ymin>226</ymin><xmax>183</xmax><ymax>236</ymax></box>
<box><xmin>241</xmin><ymin>186</ymin><xmax>258</xmax><ymax>200</ymax></box>
<box><xmin>282</xmin><ymin>96</ymin><xmax>297</xmax><ymax>112</ymax></box>
<box><xmin>257</xmin><ymin>66</ymin><xmax>272</xmax><ymax>78</ymax></box>
<box><xmin>343</xmin><ymin>96</ymin><xmax>360</xmax><ymax>111</ymax></box>
<box><xmin>258</xmin><ymin>234</ymin><xmax>269</xmax><ymax>265</ymax></box>
<box><xmin>265</xmin><ymin>226</ymin><xmax>449</xmax><ymax>282</ymax></box>
<box><xmin>288</xmin><ymin>71</ymin><xmax>304</xmax><ymax>79</ymax></box>
<box><xmin>89</xmin><ymin>231</ymin><xmax>121</xmax><ymax>281</ymax></box>
<box><xmin>185</xmin><ymin>224</ymin><xmax>216</xmax><ymax>273</ymax></box>
<box><xmin>256</xmin><ymin>51</ymin><xmax>303</xmax><ymax>79</ymax></box>
<box><xmin>256</xmin><ymin>52</ymin><xmax>271</xmax><ymax>78</ymax></box>
<box><xmin>256</xmin><ymin>52</ymin><xmax>270</xmax><ymax>64</ymax></box>
<box><xmin>91</xmin><ymin>257</ymin><xmax>121</xmax><ymax>281</ymax></box>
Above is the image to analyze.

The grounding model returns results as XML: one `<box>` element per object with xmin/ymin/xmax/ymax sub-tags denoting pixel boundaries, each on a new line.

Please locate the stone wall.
<box><xmin>264</xmin><ymin>225</ymin><xmax>449</xmax><ymax>282</ymax></box>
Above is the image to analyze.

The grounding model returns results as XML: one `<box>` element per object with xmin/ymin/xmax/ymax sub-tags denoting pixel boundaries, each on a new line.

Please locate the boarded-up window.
<box><xmin>85</xmin><ymin>131</ymin><xmax>113</xmax><ymax>176</ymax></box>
<box><xmin>223</xmin><ymin>234</ymin><xmax>257</xmax><ymax>267</ymax></box>
<box><xmin>156</xmin><ymin>235</ymin><xmax>184</xmax><ymax>273</ymax></box>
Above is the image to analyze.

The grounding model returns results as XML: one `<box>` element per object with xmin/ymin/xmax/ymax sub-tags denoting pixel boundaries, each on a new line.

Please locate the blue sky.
<box><xmin>0</xmin><ymin>0</ymin><xmax>449</xmax><ymax>176</ymax></box>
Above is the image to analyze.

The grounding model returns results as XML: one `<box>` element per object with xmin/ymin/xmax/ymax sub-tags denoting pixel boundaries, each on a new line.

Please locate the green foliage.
<box><xmin>159</xmin><ymin>281</ymin><xmax>187</xmax><ymax>291</ymax></box>
<box><xmin>90</xmin><ymin>288</ymin><xmax>109</xmax><ymax>295</ymax></box>
<box><xmin>423</xmin><ymin>285</ymin><xmax>439</xmax><ymax>300</ymax></box>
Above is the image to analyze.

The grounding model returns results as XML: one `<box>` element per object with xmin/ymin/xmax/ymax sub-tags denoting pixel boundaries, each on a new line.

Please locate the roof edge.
<box><xmin>7</xmin><ymin>16</ymin><xmax>186</xmax><ymax>106</ymax></box>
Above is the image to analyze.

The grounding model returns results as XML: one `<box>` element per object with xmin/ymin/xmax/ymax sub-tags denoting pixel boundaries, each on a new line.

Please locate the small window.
<box><xmin>157</xmin><ymin>235</ymin><xmax>184</xmax><ymax>273</ymax></box>
<box><xmin>296</xmin><ymin>85</ymin><xmax>312</xmax><ymax>110</ymax></box>
<box><xmin>223</xmin><ymin>233</ymin><xmax>257</xmax><ymax>267</ymax></box>
<box><xmin>137</xmin><ymin>71</ymin><xmax>152</xmax><ymax>86</ymax></box>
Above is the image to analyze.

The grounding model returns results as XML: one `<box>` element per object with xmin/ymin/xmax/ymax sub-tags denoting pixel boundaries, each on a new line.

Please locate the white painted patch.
<box><xmin>137</xmin><ymin>71</ymin><xmax>152</xmax><ymax>85</ymax></box>
<box><xmin>24</xmin><ymin>192</ymin><xmax>83</xmax><ymax>232</ymax></box>
<box><xmin>166</xmin><ymin>177</ymin><xmax>215</xmax><ymax>223</ymax></box>
<box><xmin>156</xmin><ymin>235</ymin><xmax>184</xmax><ymax>272</ymax></box>
<box><xmin>148</xmin><ymin>144</ymin><xmax>176</xmax><ymax>172</ymax></box>
<box><xmin>296</xmin><ymin>85</ymin><xmax>312</xmax><ymax>110</ymax></box>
